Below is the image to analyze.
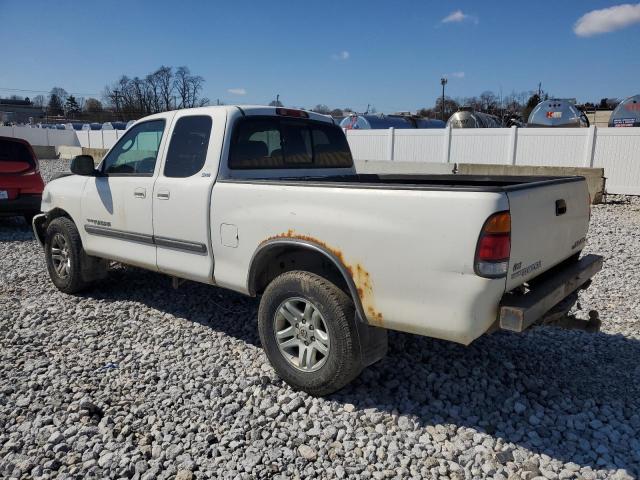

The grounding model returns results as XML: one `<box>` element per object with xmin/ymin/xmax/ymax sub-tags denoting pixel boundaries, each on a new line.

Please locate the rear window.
<box><xmin>0</xmin><ymin>139</ymin><xmax>35</xmax><ymax>166</ymax></box>
<box><xmin>229</xmin><ymin>117</ymin><xmax>353</xmax><ymax>169</ymax></box>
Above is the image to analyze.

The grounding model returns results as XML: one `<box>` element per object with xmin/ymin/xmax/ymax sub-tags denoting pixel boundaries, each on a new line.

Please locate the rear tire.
<box><xmin>45</xmin><ymin>217</ymin><xmax>90</xmax><ymax>294</ymax></box>
<box><xmin>258</xmin><ymin>271</ymin><xmax>363</xmax><ymax>396</ymax></box>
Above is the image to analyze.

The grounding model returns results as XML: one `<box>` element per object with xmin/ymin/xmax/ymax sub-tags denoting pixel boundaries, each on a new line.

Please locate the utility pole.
<box><xmin>276</xmin><ymin>94</ymin><xmax>280</xmax><ymax>106</ymax></box>
<box><xmin>538</xmin><ymin>82</ymin><xmax>542</xmax><ymax>98</ymax></box>
<box><xmin>440</xmin><ymin>77</ymin><xmax>448</xmax><ymax>121</ymax></box>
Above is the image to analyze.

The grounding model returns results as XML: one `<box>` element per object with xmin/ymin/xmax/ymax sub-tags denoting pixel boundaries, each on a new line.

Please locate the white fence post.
<box><xmin>584</xmin><ymin>125</ymin><xmax>597</xmax><ymax>167</ymax></box>
<box><xmin>442</xmin><ymin>125</ymin><xmax>452</xmax><ymax>163</ymax></box>
<box><xmin>508</xmin><ymin>126</ymin><xmax>518</xmax><ymax>165</ymax></box>
<box><xmin>387</xmin><ymin>127</ymin><xmax>395</xmax><ymax>161</ymax></box>
<box><xmin>46</xmin><ymin>128</ymin><xmax>50</xmax><ymax>146</ymax></box>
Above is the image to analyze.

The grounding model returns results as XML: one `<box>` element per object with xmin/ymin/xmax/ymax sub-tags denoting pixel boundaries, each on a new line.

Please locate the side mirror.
<box><xmin>70</xmin><ymin>155</ymin><xmax>97</xmax><ymax>176</ymax></box>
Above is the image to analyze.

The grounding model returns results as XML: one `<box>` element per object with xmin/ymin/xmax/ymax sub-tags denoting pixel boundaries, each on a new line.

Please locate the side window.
<box><xmin>164</xmin><ymin>115</ymin><xmax>212</xmax><ymax>178</ymax></box>
<box><xmin>102</xmin><ymin>120</ymin><xmax>165</xmax><ymax>175</ymax></box>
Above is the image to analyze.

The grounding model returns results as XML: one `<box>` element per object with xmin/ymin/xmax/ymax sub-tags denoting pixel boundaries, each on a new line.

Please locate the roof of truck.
<box><xmin>128</xmin><ymin>105</ymin><xmax>336</xmax><ymax>129</ymax></box>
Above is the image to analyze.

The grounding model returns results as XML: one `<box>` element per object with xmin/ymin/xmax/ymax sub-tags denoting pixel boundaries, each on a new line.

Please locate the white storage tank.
<box><xmin>447</xmin><ymin>108</ymin><xmax>502</xmax><ymax>128</ymax></box>
<box><xmin>608</xmin><ymin>95</ymin><xmax>640</xmax><ymax>127</ymax></box>
<box><xmin>528</xmin><ymin>99</ymin><xmax>589</xmax><ymax>127</ymax></box>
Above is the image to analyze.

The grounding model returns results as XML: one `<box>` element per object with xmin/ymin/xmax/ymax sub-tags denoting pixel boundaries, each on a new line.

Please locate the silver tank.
<box><xmin>608</xmin><ymin>95</ymin><xmax>640</xmax><ymax>127</ymax></box>
<box><xmin>340</xmin><ymin>114</ymin><xmax>414</xmax><ymax>130</ymax></box>
<box><xmin>447</xmin><ymin>109</ymin><xmax>502</xmax><ymax>128</ymax></box>
<box><xmin>528</xmin><ymin>99</ymin><xmax>589</xmax><ymax>127</ymax></box>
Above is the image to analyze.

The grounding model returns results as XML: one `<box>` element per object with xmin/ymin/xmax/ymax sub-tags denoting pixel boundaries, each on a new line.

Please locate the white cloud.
<box><xmin>227</xmin><ymin>88</ymin><xmax>246</xmax><ymax>95</ymax></box>
<box><xmin>331</xmin><ymin>50</ymin><xmax>350</xmax><ymax>61</ymax></box>
<box><xmin>441</xmin><ymin>10</ymin><xmax>478</xmax><ymax>24</ymax></box>
<box><xmin>450</xmin><ymin>71</ymin><xmax>465</xmax><ymax>78</ymax></box>
<box><xmin>574</xmin><ymin>3</ymin><xmax>640</xmax><ymax>37</ymax></box>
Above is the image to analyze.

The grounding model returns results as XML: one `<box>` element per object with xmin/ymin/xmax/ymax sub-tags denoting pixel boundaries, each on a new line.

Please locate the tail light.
<box><xmin>475</xmin><ymin>211</ymin><xmax>511</xmax><ymax>278</ymax></box>
<box><xmin>275</xmin><ymin>108</ymin><xmax>309</xmax><ymax>118</ymax></box>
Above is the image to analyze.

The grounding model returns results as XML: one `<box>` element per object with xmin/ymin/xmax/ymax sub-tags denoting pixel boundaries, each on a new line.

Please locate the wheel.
<box><xmin>44</xmin><ymin>217</ymin><xmax>91</xmax><ymax>294</ymax></box>
<box><xmin>258</xmin><ymin>271</ymin><xmax>363</xmax><ymax>396</ymax></box>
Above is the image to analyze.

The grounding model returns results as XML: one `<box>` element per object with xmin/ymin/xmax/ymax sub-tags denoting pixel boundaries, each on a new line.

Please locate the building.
<box><xmin>0</xmin><ymin>99</ymin><xmax>45</xmax><ymax>124</ymax></box>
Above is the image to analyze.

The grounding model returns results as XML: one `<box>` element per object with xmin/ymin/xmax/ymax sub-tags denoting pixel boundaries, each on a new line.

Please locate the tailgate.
<box><xmin>506</xmin><ymin>178</ymin><xmax>590</xmax><ymax>291</ymax></box>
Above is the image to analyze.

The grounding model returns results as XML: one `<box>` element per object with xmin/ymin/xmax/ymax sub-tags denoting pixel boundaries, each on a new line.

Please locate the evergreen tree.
<box><xmin>65</xmin><ymin>95</ymin><xmax>81</xmax><ymax>117</ymax></box>
<box><xmin>47</xmin><ymin>94</ymin><xmax>64</xmax><ymax>116</ymax></box>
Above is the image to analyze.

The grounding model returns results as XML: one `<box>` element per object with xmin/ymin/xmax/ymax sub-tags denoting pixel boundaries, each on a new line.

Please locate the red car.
<box><xmin>0</xmin><ymin>136</ymin><xmax>44</xmax><ymax>224</ymax></box>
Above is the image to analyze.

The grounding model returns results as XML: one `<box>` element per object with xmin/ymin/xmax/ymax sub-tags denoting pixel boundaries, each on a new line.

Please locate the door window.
<box><xmin>164</xmin><ymin>116</ymin><xmax>212</xmax><ymax>178</ymax></box>
<box><xmin>102</xmin><ymin>120</ymin><xmax>165</xmax><ymax>175</ymax></box>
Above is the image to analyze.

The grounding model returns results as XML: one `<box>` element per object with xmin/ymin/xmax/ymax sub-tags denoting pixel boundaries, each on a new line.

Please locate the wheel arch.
<box><xmin>33</xmin><ymin>208</ymin><xmax>74</xmax><ymax>246</ymax></box>
<box><xmin>248</xmin><ymin>239</ymin><xmax>368</xmax><ymax>323</ymax></box>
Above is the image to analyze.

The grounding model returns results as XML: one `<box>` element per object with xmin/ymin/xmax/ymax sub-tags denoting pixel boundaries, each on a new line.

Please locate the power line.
<box><xmin>0</xmin><ymin>87</ymin><xmax>101</xmax><ymax>96</ymax></box>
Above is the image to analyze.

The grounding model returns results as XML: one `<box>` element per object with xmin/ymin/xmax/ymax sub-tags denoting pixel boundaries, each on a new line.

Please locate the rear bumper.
<box><xmin>499</xmin><ymin>254</ymin><xmax>603</xmax><ymax>332</ymax></box>
<box><xmin>0</xmin><ymin>194</ymin><xmax>41</xmax><ymax>215</ymax></box>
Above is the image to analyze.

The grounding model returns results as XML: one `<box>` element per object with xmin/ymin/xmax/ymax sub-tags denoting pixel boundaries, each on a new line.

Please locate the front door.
<box><xmin>152</xmin><ymin>112</ymin><xmax>217</xmax><ymax>282</ymax></box>
<box><xmin>81</xmin><ymin>118</ymin><xmax>168</xmax><ymax>269</ymax></box>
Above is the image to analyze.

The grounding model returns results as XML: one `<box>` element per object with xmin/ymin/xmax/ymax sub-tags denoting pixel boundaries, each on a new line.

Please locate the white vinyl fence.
<box><xmin>347</xmin><ymin>126</ymin><xmax>640</xmax><ymax>195</ymax></box>
<box><xmin>0</xmin><ymin>125</ymin><xmax>126</xmax><ymax>149</ymax></box>
<box><xmin>2</xmin><ymin>124</ymin><xmax>639</xmax><ymax>194</ymax></box>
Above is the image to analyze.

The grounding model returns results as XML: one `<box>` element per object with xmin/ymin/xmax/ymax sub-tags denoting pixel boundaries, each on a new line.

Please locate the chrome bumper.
<box><xmin>499</xmin><ymin>254</ymin><xmax>603</xmax><ymax>332</ymax></box>
<box><xmin>32</xmin><ymin>213</ymin><xmax>47</xmax><ymax>246</ymax></box>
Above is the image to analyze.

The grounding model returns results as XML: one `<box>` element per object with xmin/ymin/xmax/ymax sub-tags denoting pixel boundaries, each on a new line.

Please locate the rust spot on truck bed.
<box><xmin>264</xmin><ymin>230</ymin><xmax>384</xmax><ymax>327</ymax></box>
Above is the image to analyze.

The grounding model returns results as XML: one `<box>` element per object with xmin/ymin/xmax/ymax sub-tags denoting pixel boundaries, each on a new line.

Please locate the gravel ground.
<box><xmin>1</xmin><ymin>159</ymin><xmax>639</xmax><ymax>479</ymax></box>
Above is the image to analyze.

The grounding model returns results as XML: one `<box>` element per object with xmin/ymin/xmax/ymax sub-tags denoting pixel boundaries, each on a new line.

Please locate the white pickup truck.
<box><xmin>34</xmin><ymin>106</ymin><xmax>602</xmax><ymax>395</ymax></box>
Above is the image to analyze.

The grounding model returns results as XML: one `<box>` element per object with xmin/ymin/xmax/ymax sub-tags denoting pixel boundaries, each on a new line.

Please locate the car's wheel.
<box><xmin>44</xmin><ymin>217</ymin><xmax>90</xmax><ymax>294</ymax></box>
<box><xmin>258</xmin><ymin>270</ymin><xmax>363</xmax><ymax>396</ymax></box>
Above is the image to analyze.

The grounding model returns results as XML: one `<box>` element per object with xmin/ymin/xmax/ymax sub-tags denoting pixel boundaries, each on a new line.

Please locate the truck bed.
<box><xmin>223</xmin><ymin>174</ymin><xmax>584</xmax><ymax>192</ymax></box>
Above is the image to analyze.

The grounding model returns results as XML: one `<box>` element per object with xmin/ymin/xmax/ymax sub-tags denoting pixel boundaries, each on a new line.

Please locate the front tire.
<box><xmin>44</xmin><ymin>217</ymin><xmax>90</xmax><ymax>294</ymax></box>
<box><xmin>258</xmin><ymin>271</ymin><xmax>363</xmax><ymax>396</ymax></box>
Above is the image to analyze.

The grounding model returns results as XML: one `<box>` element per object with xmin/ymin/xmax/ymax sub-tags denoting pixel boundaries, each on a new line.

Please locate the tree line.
<box><xmin>103</xmin><ymin>66</ymin><xmax>208</xmax><ymax>120</ymax></box>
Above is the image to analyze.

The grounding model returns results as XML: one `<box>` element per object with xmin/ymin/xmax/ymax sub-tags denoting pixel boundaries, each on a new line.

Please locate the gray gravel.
<box><xmin>1</xmin><ymin>159</ymin><xmax>639</xmax><ymax>479</ymax></box>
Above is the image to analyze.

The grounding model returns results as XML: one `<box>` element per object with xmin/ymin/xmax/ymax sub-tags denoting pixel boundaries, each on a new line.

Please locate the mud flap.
<box><xmin>356</xmin><ymin>320</ymin><xmax>388</xmax><ymax>367</ymax></box>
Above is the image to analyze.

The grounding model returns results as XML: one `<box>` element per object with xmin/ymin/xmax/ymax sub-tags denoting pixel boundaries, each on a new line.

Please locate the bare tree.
<box><xmin>312</xmin><ymin>104</ymin><xmax>331</xmax><ymax>114</ymax></box>
<box><xmin>174</xmin><ymin>66</ymin><xmax>206</xmax><ymax>108</ymax></box>
<box><xmin>154</xmin><ymin>66</ymin><xmax>174</xmax><ymax>110</ymax></box>
<box><xmin>32</xmin><ymin>95</ymin><xmax>45</xmax><ymax>108</ymax></box>
<box><xmin>84</xmin><ymin>98</ymin><xmax>103</xmax><ymax>113</ymax></box>
<box><xmin>103</xmin><ymin>66</ymin><xmax>207</xmax><ymax>119</ymax></box>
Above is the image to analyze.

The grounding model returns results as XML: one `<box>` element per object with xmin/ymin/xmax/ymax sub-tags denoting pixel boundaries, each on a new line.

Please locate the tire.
<box><xmin>44</xmin><ymin>217</ymin><xmax>91</xmax><ymax>294</ymax></box>
<box><xmin>258</xmin><ymin>271</ymin><xmax>363</xmax><ymax>396</ymax></box>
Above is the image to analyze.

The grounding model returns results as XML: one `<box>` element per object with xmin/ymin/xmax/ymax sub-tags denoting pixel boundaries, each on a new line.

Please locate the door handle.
<box><xmin>157</xmin><ymin>190</ymin><xmax>170</xmax><ymax>200</ymax></box>
<box><xmin>134</xmin><ymin>188</ymin><xmax>146</xmax><ymax>199</ymax></box>
<box><xmin>555</xmin><ymin>199</ymin><xmax>567</xmax><ymax>216</ymax></box>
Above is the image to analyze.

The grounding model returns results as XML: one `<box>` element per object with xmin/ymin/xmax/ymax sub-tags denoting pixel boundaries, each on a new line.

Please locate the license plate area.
<box><xmin>0</xmin><ymin>190</ymin><xmax>8</xmax><ymax>200</ymax></box>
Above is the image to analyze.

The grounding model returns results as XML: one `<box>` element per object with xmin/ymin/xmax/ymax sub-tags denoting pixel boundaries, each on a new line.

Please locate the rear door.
<box><xmin>505</xmin><ymin>178</ymin><xmax>590</xmax><ymax>290</ymax></box>
<box><xmin>152</xmin><ymin>110</ymin><xmax>223</xmax><ymax>282</ymax></box>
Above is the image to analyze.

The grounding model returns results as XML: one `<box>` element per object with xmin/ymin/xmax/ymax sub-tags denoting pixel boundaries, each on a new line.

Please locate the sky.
<box><xmin>1</xmin><ymin>0</ymin><xmax>639</xmax><ymax>113</ymax></box>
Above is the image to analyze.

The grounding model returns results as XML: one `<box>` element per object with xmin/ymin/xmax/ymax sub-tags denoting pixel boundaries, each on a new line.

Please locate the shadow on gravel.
<box><xmin>79</xmin><ymin>266</ymin><xmax>261</xmax><ymax>346</ymax></box>
<box><xmin>338</xmin><ymin>330</ymin><xmax>640</xmax><ymax>474</ymax></box>
<box><xmin>0</xmin><ymin>217</ymin><xmax>34</xmax><ymax>242</ymax></box>
<box><xmin>77</xmin><ymin>267</ymin><xmax>639</xmax><ymax>474</ymax></box>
